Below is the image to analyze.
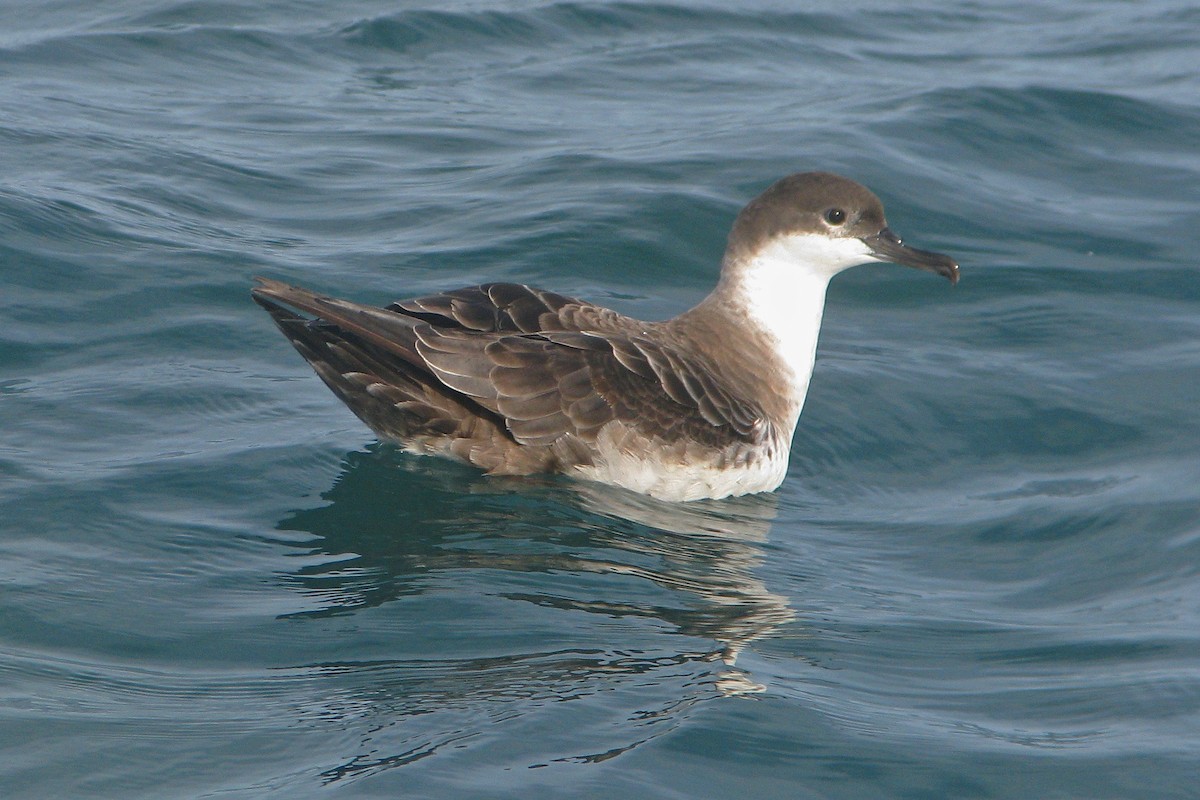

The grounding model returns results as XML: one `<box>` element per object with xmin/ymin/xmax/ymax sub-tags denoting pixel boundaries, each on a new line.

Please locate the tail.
<box><xmin>251</xmin><ymin>277</ymin><xmax>424</xmax><ymax>364</ymax></box>
<box><xmin>251</xmin><ymin>277</ymin><xmax>534</xmax><ymax>469</ymax></box>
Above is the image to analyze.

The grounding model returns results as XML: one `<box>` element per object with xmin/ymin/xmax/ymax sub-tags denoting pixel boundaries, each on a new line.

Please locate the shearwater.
<box><xmin>253</xmin><ymin>171</ymin><xmax>958</xmax><ymax>501</ymax></box>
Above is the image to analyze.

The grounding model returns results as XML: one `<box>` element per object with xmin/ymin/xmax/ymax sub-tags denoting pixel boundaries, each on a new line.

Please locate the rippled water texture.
<box><xmin>2</xmin><ymin>2</ymin><xmax>1199</xmax><ymax>798</ymax></box>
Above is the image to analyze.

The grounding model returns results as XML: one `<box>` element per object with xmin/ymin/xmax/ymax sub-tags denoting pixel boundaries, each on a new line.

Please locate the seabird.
<box><xmin>253</xmin><ymin>171</ymin><xmax>958</xmax><ymax>502</ymax></box>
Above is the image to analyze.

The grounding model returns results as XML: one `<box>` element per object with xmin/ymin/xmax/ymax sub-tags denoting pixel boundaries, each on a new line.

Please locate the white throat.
<box><xmin>731</xmin><ymin>233</ymin><xmax>875</xmax><ymax>407</ymax></box>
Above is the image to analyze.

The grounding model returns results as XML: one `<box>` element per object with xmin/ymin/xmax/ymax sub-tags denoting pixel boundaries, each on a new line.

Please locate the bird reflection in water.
<box><xmin>271</xmin><ymin>447</ymin><xmax>796</xmax><ymax>780</ymax></box>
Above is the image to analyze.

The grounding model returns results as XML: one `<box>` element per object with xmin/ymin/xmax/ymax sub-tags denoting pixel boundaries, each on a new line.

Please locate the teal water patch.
<box><xmin>2</xmin><ymin>1</ymin><xmax>1199</xmax><ymax>798</ymax></box>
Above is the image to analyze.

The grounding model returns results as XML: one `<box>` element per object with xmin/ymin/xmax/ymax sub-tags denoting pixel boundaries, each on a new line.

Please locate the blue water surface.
<box><xmin>2</xmin><ymin>1</ymin><xmax>1199</xmax><ymax>798</ymax></box>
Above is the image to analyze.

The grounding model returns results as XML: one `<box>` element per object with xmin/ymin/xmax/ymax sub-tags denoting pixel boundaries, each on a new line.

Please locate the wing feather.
<box><xmin>256</xmin><ymin>278</ymin><xmax>769</xmax><ymax>459</ymax></box>
<box><xmin>413</xmin><ymin>322</ymin><xmax>766</xmax><ymax>449</ymax></box>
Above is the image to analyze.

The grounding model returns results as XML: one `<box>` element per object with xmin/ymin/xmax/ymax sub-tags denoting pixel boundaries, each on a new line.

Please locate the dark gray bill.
<box><xmin>862</xmin><ymin>228</ymin><xmax>959</xmax><ymax>284</ymax></box>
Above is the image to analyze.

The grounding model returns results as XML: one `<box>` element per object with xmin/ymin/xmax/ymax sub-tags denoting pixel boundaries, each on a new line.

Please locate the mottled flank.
<box><xmin>252</xmin><ymin>279</ymin><xmax>781</xmax><ymax>500</ymax></box>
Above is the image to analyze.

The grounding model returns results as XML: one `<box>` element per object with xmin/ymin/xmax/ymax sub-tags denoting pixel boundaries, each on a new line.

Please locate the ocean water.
<box><xmin>2</xmin><ymin>0</ymin><xmax>1199</xmax><ymax>797</ymax></box>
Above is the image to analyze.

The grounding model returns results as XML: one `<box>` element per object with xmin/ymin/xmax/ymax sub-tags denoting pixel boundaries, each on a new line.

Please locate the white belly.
<box><xmin>572</xmin><ymin>427</ymin><xmax>791</xmax><ymax>502</ymax></box>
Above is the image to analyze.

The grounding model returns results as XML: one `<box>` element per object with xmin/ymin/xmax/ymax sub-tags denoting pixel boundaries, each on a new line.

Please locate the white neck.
<box><xmin>725</xmin><ymin>233</ymin><xmax>875</xmax><ymax>410</ymax></box>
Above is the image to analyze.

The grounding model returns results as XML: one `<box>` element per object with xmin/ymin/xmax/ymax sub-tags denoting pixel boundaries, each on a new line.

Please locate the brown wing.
<box><xmin>252</xmin><ymin>278</ymin><xmax>769</xmax><ymax>462</ymax></box>
<box><xmin>414</xmin><ymin>325</ymin><xmax>769</xmax><ymax>451</ymax></box>
<box><xmin>391</xmin><ymin>282</ymin><xmax>636</xmax><ymax>336</ymax></box>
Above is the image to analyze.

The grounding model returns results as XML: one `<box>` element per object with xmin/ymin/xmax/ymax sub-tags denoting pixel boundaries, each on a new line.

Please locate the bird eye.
<box><xmin>824</xmin><ymin>208</ymin><xmax>847</xmax><ymax>225</ymax></box>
